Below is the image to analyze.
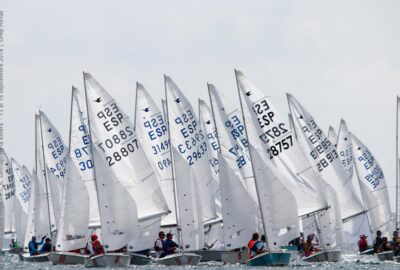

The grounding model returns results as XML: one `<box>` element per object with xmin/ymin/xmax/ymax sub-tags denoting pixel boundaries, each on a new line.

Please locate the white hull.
<box><xmin>128</xmin><ymin>252</ymin><xmax>153</xmax><ymax>265</ymax></box>
<box><xmin>157</xmin><ymin>253</ymin><xmax>201</xmax><ymax>266</ymax></box>
<box><xmin>377</xmin><ymin>250</ymin><xmax>394</xmax><ymax>261</ymax></box>
<box><xmin>302</xmin><ymin>250</ymin><xmax>341</xmax><ymax>262</ymax></box>
<box><xmin>394</xmin><ymin>256</ymin><xmax>400</xmax><ymax>262</ymax></box>
<box><xmin>84</xmin><ymin>253</ymin><xmax>131</xmax><ymax>268</ymax></box>
<box><xmin>19</xmin><ymin>252</ymin><xmax>50</xmax><ymax>262</ymax></box>
<box><xmin>192</xmin><ymin>249</ymin><xmax>247</xmax><ymax>264</ymax></box>
<box><xmin>49</xmin><ymin>251</ymin><xmax>88</xmax><ymax>265</ymax></box>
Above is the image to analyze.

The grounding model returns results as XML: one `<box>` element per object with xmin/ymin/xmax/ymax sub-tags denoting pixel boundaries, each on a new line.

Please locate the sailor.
<box><xmin>247</xmin><ymin>233</ymin><xmax>264</xmax><ymax>259</ymax></box>
<box><xmin>9</xmin><ymin>239</ymin><xmax>19</xmax><ymax>248</ymax></box>
<box><xmin>28</xmin><ymin>235</ymin><xmax>46</xmax><ymax>256</ymax></box>
<box><xmin>373</xmin><ymin>230</ymin><xmax>382</xmax><ymax>253</ymax></box>
<box><xmin>87</xmin><ymin>234</ymin><xmax>105</xmax><ymax>257</ymax></box>
<box><xmin>40</xmin><ymin>238</ymin><xmax>52</xmax><ymax>252</ymax></box>
<box><xmin>303</xmin><ymin>234</ymin><xmax>319</xmax><ymax>257</ymax></box>
<box><xmin>377</xmin><ymin>237</ymin><xmax>392</xmax><ymax>253</ymax></box>
<box><xmin>260</xmin><ymin>235</ymin><xmax>268</xmax><ymax>250</ymax></box>
<box><xmin>391</xmin><ymin>231</ymin><xmax>400</xmax><ymax>256</ymax></box>
<box><xmin>358</xmin><ymin>234</ymin><xmax>368</xmax><ymax>253</ymax></box>
<box><xmin>163</xmin><ymin>233</ymin><xmax>180</xmax><ymax>255</ymax></box>
<box><xmin>154</xmin><ymin>231</ymin><xmax>166</xmax><ymax>258</ymax></box>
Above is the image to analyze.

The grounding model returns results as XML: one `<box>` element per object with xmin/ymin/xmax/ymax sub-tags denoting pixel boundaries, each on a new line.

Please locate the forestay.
<box><xmin>135</xmin><ymin>83</ymin><xmax>175</xmax><ymax>226</ymax></box>
<box><xmin>0</xmin><ymin>149</ymin><xmax>15</xmax><ymax>234</ymax></box>
<box><xmin>84</xmin><ymin>72</ymin><xmax>168</xmax><ymax>252</ymax></box>
<box><xmin>165</xmin><ymin>76</ymin><xmax>217</xmax><ymax>250</ymax></box>
<box><xmin>351</xmin><ymin>133</ymin><xmax>394</xmax><ymax>236</ymax></box>
<box><xmin>287</xmin><ymin>94</ymin><xmax>364</xmax><ymax>221</ymax></box>
<box><xmin>39</xmin><ymin>111</ymin><xmax>68</xmax><ymax>224</ymax></box>
<box><xmin>11</xmin><ymin>160</ymin><xmax>32</xmax><ymax>247</ymax></box>
<box><xmin>70</xmin><ymin>87</ymin><xmax>99</xmax><ymax>227</ymax></box>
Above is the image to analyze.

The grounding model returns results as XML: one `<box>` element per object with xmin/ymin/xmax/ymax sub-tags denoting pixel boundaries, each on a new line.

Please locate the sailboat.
<box><xmin>49</xmin><ymin>87</ymin><xmax>95</xmax><ymax>265</ymax></box>
<box><xmin>20</xmin><ymin>114</ymin><xmax>57</xmax><ymax>262</ymax></box>
<box><xmin>235</xmin><ymin>72</ymin><xmax>302</xmax><ymax>266</ymax></box>
<box><xmin>159</xmin><ymin>75</ymin><xmax>222</xmax><ymax>266</ymax></box>
<box><xmin>351</xmin><ymin>132</ymin><xmax>394</xmax><ymax>261</ymax></box>
<box><xmin>83</xmin><ymin>72</ymin><xmax>170</xmax><ymax>267</ymax></box>
<box><xmin>235</xmin><ymin>70</ymin><xmax>342</xmax><ymax>263</ymax></box>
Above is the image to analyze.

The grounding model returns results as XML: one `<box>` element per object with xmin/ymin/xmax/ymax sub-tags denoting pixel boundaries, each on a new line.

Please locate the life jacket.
<box><xmin>154</xmin><ymin>239</ymin><xmax>163</xmax><ymax>252</ymax></box>
<box><xmin>358</xmin><ymin>239</ymin><xmax>368</xmax><ymax>251</ymax></box>
<box><xmin>247</xmin><ymin>240</ymin><xmax>261</xmax><ymax>259</ymax></box>
<box><xmin>28</xmin><ymin>241</ymin><xmax>39</xmax><ymax>253</ymax></box>
<box><xmin>92</xmin><ymin>240</ymin><xmax>105</xmax><ymax>255</ymax></box>
<box><xmin>303</xmin><ymin>242</ymin><xmax>314</xmax><ymax>257</ymax></box>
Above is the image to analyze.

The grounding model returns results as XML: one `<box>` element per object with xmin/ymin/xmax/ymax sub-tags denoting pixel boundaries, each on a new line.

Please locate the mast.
<box><xmin>397</xmin><ymin>96</ymin><xmax>400</xmax><ymax>230</ymax></box>
<box><xmin>133</xmin><ymin>82</ymin><xmax>139</xmax><ymax>132</ymax></box>
<box><xmin>68</xmin><ymin>87</ymin><xmax>75</xmax><ymax>151</ymax></box>
<box><xmin>82</xmin><ymin>71</ymin><xmax>104</xmax><ymax>250</ymax></box>
<box><xmin>234</xmin><ymin>69</ymin><xmax>270</xmax><ymax>250</ymax></box>
<box><xmin>163</xmin><ymin>75</ymin><xmax>182</xmax><ymax>249</ymax></box>
<box><xmin>38</xmin><ymin>111</ymin><xmax>54</xmax><ymax>237</ymax></box>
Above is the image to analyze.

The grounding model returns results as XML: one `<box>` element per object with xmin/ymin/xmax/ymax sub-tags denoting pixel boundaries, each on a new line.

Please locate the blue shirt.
<box><xmin>28</xmin><ymin>239</ymin><xmax>44</xmax><ymax>255</ymax></box>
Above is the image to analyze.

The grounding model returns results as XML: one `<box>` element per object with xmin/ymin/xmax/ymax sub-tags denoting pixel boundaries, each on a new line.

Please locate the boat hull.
<box><xmin>192</xmin><ymin>249</ymin><xmax>247</xmax><ymax>264</ymax></box>
<box><xmin>377</xmin><ymin>250</ymin><xmax>394</xmax><ymax>261</ymax></box>
<box><xmin>157</xmin><ymin>253</ymin><xmax>201</xmax><ymax>266</ymax></box>
<box><xmin>19</xmin><ymin>252</ymin><xmax>50</xmax><ymax>262</ymax></box>
<box><xmin>84</xmin><ymin>253</ymin><xmax>131</xmax><ymax>268</ymax></box>
<box><xmin>394</xmin><ymin>256</ymin><xmax>400</xmax><ymax>262</ymax></box>
<box><xmin>49</xmin><ymin>252</ymin><xmax>88</xmax><ymax>265</ymax></box>
<box><xmin>7</xmin><ymin>247</ymin><xmax>23</xmax><ymax>254</ymax></box>
<box><xmin>128</xmin><ymin>252</ymin><xmax>153</xmax><ymax>265</ymax></box>
<box><xmin>302</xmin><ymin>250</ymin><xmax>341</xmax><ymax>262</ymax></box>
<box><xmin>247</xmin><ymin>251</ymin><xmax>291</xmax><ymax>266</ymax></box>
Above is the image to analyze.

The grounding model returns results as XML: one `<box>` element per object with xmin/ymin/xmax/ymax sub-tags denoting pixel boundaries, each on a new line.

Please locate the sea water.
<box><xmin>0</xmin><ymin>250</ymin><xmax>399</xmax><ymax>270</ymax></box>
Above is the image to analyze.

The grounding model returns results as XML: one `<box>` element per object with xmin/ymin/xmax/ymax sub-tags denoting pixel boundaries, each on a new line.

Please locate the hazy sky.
<box><xmin>2</xmin><ymin>1</ymin><xmax>400</xmax><ymax>209</ymax></box>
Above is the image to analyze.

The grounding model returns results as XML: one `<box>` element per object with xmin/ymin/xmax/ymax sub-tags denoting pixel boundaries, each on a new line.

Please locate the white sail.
<box><xmin>235</xmin><ymin>70</ymin><xmax>326</xmax><ymax>215</ymax></box>
<box><xmin>69</xmin><ymin>87</ymin><xmax>99</xmax><ymax>227</ymax></box>
<box><xmin>208</xmin><ymin>84</ymin><xmax>258</xmax><ymax>199</ymax></box>
<box><xmin>351</xmin><ymin>133</ymin><xmax>394</xmax><ymax>236</ymax></box>
<box><xmin>235</xmin><ymin>70</ymin><xmax>342</xmax><ymax>249</ymax></box>
<box><xmin>336</xmin><ymin>120</ymin><xmax>354</xmax><ymax>180</ymax></box>
<box><xmin>327</xmin><ymin>126</ymin><xmax>338</xmax><ymax>146</ymax></box>
<box><xmin>165</xmin><ymin>76</ymin><xmax>218</xmax><ymax>250</ymax></box>
<box><xmin>0</xmin><ymin>148</ymin><xmax>15</xmax><ymax>234</ymax></box>
<box><xmin>84</xmin><ymin>72</ymin><xmax>168</xmax><ymax>251</ymax></box>
<box><xmin>198</xmin><ymin>99</ymin><xmax>220</xmax><ymax>185</ymax></box>
<box><xmin>287</xmin><ymin>94</ymin><xmax>364</xmax><ymax>221</ymax></box>
<box><xmin>35</xmin><ymin>114</ymin><xmax>55</xmax><ymax>232</ymax></box>
<box><xmin>0</xmin><ymin>193</ymin><xmax>3</xmax><ymax>250</ymax></box>
<box><xmin>56</xmin><ymin>155</ymin><xmax>89</xmax><ymax>251</ymax></box>
<box><xmin>39</xmin><ymin>111</ymin><xmax>68</xmax><ymax>225</ymax></box>
<box><xmin>135</xmin><ymin>83</ymin><xmax>175</xmax><ymax>226</ymax></box>
<box><xmin>11</xmin><ymin>160</ymin><xmax>32</xmax><ymax>246</ymax></box>
<box><xmin>24</xmin><ymin>170</ymin><xmax>51</xmax><ymax>251</ymax></box>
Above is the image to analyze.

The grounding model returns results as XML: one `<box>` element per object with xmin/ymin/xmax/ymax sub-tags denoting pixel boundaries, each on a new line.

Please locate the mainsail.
<box><xmin>396</xmin><ymin>96</ymin><xmax>400</xmax><ymax>230</ymax></box>
<box><xmin>39</xmin><ymin>111</ymin><xmax>68</xmax><ymax>224</ymax></box>
<box><xmin>70</xmin><ymin>87</ymin><xmax>99</xmax><ymax>227</ymax></box>
<box><xmin>165</xmin><ymin>75</ymin><xmax>217</xmax><ymax>250</ymax></box>
<box><xmin>11</xmin><ymin>160</ymin><xmax>32</xmax><ymax>247</ymax></box>
<box><xmin>287</xmin><ymin>94</ymin><xmax>364</xmax><ymax>221</ymax></box>
<box><xmin>55</xmin><ymin>87</ymin><xmax>93</xmax><ymax>251</ymax></box>
<box><xmin>134</xmin><ymin>83</ymin><xmax>175</xmax><ymax>226</ymax></box>
<box><xmin>84</xmin><ymin>72</ymin><xmax>168</xmax><ymax>252</ymax></box>
<box><xmin>0</xmin><ymin>148</ymin><xmax>15</xmax><ymax>234</ymax></box>
<box><xmin>351</xmin><ymin>133</ymin><xmax>394</xmax><ymax>236</ymax></box>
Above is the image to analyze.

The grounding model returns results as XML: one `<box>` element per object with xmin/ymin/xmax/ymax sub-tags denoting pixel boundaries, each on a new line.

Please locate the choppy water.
<box><xmin>0</xmin><ymin>251</ymin><xmax>398</xmax><ymax>270</ymax></box>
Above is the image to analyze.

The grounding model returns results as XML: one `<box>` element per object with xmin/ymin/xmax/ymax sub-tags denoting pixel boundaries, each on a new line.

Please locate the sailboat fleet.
<box><xmin>0</xmin><ymin>70</ymin><xmax>399</xmax><ymax>266</ymax></box>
